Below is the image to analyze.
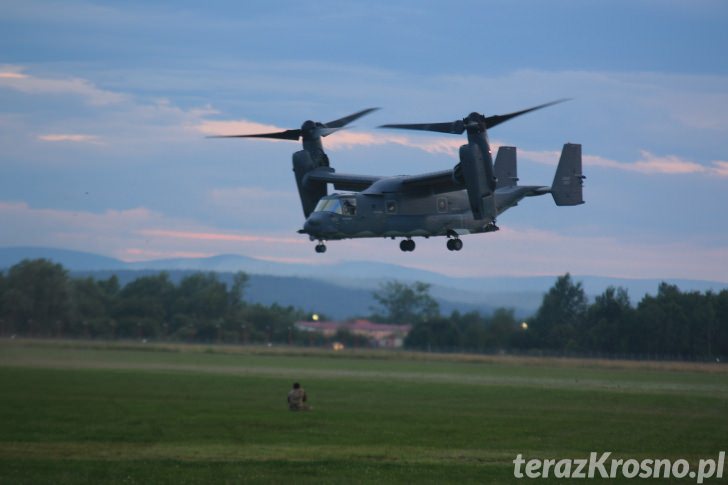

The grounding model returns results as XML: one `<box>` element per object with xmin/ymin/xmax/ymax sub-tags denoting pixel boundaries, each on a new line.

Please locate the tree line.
<box><xmin>1</xmin><ymin>259</ymin><xmax>726</xmax><ymax>359</ymax></box>
<box><xmin>400</xmin><ymin>274</ymin><xmax>728</xmax><ymax>359</ymax></box>
<box><xmin>0</xmin><ymin>259</ymin><xmax>314</xmax><ymax>344</ymax></box>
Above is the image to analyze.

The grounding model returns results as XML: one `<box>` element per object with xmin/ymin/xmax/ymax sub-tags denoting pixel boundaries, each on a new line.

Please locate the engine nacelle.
<box><xmin>292</xmin><ymin>150</ymin><xmax>328</xmax><ymax>217</ymax></box>
<box><xmin>458</xmin><ymin>143</ymin><xmax>496</xmax><ymax>220</ymax></box>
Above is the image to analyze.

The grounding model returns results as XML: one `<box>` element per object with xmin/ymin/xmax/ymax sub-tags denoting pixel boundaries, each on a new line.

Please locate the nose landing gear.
<box><xmin>399</xmin><ymin>239</ymin><xmax>416</xmax><ymax>252</ymax></box>
<box><xmin>314</xmin><ymin>242</ymin><xmax>327</xmax><ymax>253</ymax></box>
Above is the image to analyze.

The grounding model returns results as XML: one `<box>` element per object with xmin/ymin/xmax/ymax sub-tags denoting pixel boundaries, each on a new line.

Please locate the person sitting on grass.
<box><xmin>287</xmin><ymin>382</ymin><xmax>309</xmax><ymax>411</ymax></box>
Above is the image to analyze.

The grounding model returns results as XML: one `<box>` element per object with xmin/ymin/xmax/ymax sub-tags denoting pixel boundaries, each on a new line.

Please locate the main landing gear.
<box><xmin>314</xmin><ymin>242</ymin><xmax>327</xmax><ymax>253</ymax></box>
<box><xmin>446</xmin><ymin>238</ymin><xmax>463</xmax><ymax>251</ymax></box>
<box><xmin>445</xmin><ymin>229</ymin><xmax>463</xmax><ymax>251</ymax></box>
<box><xmin>399</xmin><ymin>239</ymin><xmax>416</xmax><ymax>252</ymax></box>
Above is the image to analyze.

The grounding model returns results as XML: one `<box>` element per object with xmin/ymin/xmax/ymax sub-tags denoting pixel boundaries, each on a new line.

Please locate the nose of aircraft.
<box><xmin>303</xmin><ymin>212</ymin><xmax>329</xmax><ymax>235</ymax></box>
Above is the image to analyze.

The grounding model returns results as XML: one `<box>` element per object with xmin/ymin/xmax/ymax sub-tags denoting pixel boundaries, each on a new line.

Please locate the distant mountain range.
<box><xmin>2</xmin><ymin>246</ymin><xmax>727</xmax><ymax>320</ymax></box>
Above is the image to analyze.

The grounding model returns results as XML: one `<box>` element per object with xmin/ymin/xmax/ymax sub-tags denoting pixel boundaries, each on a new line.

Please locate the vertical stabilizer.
<box><xmin>551</xmin><ymin>143</ymin><xmax>585</xmax><ymax>206</ymax></box>
<box><xmin>494</xmin><ymin>146</ymin><xmax>518</xmax><ymax>188</ymax></box>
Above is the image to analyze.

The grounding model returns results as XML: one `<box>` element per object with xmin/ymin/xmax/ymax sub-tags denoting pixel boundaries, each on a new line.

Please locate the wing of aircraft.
<box><xmin>305</xmin><ymin>169</ymin><xmax>382</xmax><ymax>192</ymax></box>
<box><xmin>399</xmin><ymin>169</ymin><xmax>460</xmax><ymax>194</ymax></box>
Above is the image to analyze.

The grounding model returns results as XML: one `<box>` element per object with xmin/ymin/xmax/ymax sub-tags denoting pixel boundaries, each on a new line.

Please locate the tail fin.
<box><xmin>494</xmin><ymin>146</ymin><xmax>518</xmax><ymax>188</ymax></box>
<box><xmin>551</xmin><ymin>143</ymin><xmax>585</xmax><ymax>206</ymax></box>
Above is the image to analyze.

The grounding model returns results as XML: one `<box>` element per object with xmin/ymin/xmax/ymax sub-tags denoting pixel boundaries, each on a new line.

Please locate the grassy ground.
<box><xmin>0</xmin><ymin>340</ymin><xmax>726</xmax><ymax>484</ymax></box>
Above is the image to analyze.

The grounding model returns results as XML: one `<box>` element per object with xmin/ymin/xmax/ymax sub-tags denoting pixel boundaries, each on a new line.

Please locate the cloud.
<box><xmin>1</xmin><ymin>199</ymin><xmax>726</xmax><ymax>281</ymax></box>
<box><xmin>0</xmin><ymin>66</ymin><xmax>125</xmax><ymax>106</ymax></box>
<box><xmin>138</xmin><ymin>229</ymin><xmax>304</xmax><ymax>245</ymax></box>
<box><xmin>197</xmin><ymin>119</ymin><xmax>286</xmax><ymax>137</ymax></box>
<box><xmin>210</xmin><ymin>186</ymin><xmax>295</xmax><ymax>201</ymax></box>
<box><xmin>196</xmin><ymin>118</ymin><xmax>463</xmax><ymax>155</ymax></box>
<box><xmin>0</xmin><ymin>72</ymin><xmax>27</xmax><ymax>80</ymax></box>
<box><xmin>201</xmin><ymin>115</ymin><xmax>728</xmax><ymax>178</ymax></box>
<box><xmin>0</xmin><ymin>201</ymin><xmax>306</xmax><ymax>262</ymax></box>
<box><xmin>123</xmin><ymin>248</ymin><xmax>215</xmax><ymax>259</ymax></box>
<box><xmin>711</xmin><ymin>161</ymin><xmax>728</xmax><ymax>177</ymax></box>
<box><xmin>520</xmin><ymin>148</ymin><xmax>728</xmax><ymax>177</ymax></box>
<box><xmin>37</xmin><ymin>134</ymin><xmax>101</xmax><ymax>143</ymax></box>
<box><xmin>327</xmin><ymin>132</ymin><xmax>463</xmax><ymax>156</ymax></box>
<box><xmin>5</xmin><ymin>65</ymin><xmax>723</xmax><ymax>180</ymax></box>
<box><xmin>631</xmin><ymin>151</ymin><xmax>707</xmax><ymax>174</ymax></box>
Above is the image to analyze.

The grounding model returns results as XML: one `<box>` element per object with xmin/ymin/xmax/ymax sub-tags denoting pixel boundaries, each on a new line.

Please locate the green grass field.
<box><xmin>0</xmin><ymin>340</ymin><xmax>726</xmax><ymax>484</ymax></box>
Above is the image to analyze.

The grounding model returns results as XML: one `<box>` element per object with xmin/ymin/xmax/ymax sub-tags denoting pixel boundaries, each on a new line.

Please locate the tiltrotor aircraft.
<box><xmin>211</xmin><ymin>101</ymin><xmax>584</xmax><ymax>253</ymax></box>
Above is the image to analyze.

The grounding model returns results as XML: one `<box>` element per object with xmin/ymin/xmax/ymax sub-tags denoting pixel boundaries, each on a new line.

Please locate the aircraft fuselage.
<box><xmin>302</xmin><ymin>183</ymin><xmax>547</xmax><ymax>241</ymax></box>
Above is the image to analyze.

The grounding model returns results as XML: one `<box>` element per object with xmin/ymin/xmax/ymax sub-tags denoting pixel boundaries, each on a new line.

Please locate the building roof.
<box><xmin>295</xmin><ymin>319</ymin><xmax>412</xmax><ymax>334</ymax></box>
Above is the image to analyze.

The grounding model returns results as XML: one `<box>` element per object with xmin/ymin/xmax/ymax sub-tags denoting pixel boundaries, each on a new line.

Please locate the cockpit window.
<box><xmin>341</xmin><ymin>198</ymin><xmax>356</xmax><ymax>215</ymax></box>
<box><xmin>314</xmin><ymin>197</ymin><xmax>356</xmax><ymax>215</ymax></box>
<box><xmin>314</xmin><ymin>198</ymin><xmax>336</xmax><ymax>212</ymax></box>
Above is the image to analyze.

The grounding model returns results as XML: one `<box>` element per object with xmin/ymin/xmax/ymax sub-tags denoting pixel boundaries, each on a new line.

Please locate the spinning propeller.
<box><xmin>208</xmin><ymin>108</ymin><xmax>379</xmax><ymax>141</ymax></box>
<box><xmin>379</xmin><ymin>99</ymin><xmax>570</xmax><ymax>134</ymax></box>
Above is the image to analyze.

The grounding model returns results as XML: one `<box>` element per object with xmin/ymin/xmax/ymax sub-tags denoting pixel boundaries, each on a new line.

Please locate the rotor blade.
<box><xmin>483</xmin><ymin>98</ymin><xmax>570</xmax><ymax>129</ymax></box>
<box><xmin>324</xmin><ymin>107</ymin><xmax>380</xmax><ymax>128</ymax></box>
<box><xmin>318</xmin><ymin>127</ymin><xmax>343</xmax><ymax>137</ymax></box>
<box><xmin>378</xmin><ymin>120</ymin><xmax>465</xmax><ymax>135</ymax></box>
<box><xmin>206</xmin><ymin>129</ymin><xmax>301</xmax><ymax>140</ymax></box>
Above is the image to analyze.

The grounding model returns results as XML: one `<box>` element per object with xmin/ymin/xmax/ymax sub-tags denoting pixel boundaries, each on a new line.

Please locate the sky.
<box><xmin>1</xmin><ymin>0</ymin><xmax>727</xmax><ymax>281</ymax></box>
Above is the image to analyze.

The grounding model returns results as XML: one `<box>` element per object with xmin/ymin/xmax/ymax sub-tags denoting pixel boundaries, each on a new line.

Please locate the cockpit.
<box><xmin>314</xmin><ymin>195</ymin><xmax>357</xmax><ymax>216</ymax></box>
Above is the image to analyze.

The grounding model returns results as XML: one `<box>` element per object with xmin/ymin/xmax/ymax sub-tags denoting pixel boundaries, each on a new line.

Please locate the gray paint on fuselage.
<box><xmin>303</xmin><ymin>184</ymin><xmax>549</xmax><ymax>241</ymax></box>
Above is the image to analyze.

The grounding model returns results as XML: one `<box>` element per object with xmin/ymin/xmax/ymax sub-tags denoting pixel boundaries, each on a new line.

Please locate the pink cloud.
<box><xmin>138</xmin><ymin>229</ymin><xmax>305</xmax><ymax>245</ymax></box>
<box><xmin>521</xmin><ymin>148</ymin><xmax>728</xmax><ymax>177</ymax></box>
<box><xmin>256</xmin><ymin>255</ymin><xmax>320</xmax><ymax>264</ymax></box>
<box><xmin>196</xmin><ymin>119</ymin><xmax>283</xmax><ymax>137</ymax></box>
<box><xmin>1</xmin><ymin>200</ymin><xmax>726</xmax><ymax>281</ymax></box>
<box><xmin>0</xmin><ymin>66</ymin><xmax>124</xmax><ymax>105</ymax></box>
<box><xmin>199</xmin><ymin>115</ymin><xmax>728</xmax><ymax>179</ymax></box>
<box><xmin>195</xmin><ymin>118</ymin><xmax>463</xmax><ymax>155</ymax></box>
<box><xmin>37</xmin><ymin>134</ymin><xmax>100</xmax><ymax>143</ymax></box>
<box><xmin>0</xmin><ymin>201</ymin><xmax>306</xmax><ymax>262</ymax></box>
<box><xmin>0</xmin><ymin>72</ymin><xmax>27</xmax><ymax>79</ymax></box>
<box><xmin>632</xmin><ymin>151</ymin><xmax>707</xmax><ymax>174</ymax></box>
<box><xmin>710</xmin><ymin>160</ymin><xmax>728</xmax><ymax>177</ymax></box>
<box><xmin>122</xmin><ymin>248</ymin><xmax>215</xmax><ymax>260</ymax></box>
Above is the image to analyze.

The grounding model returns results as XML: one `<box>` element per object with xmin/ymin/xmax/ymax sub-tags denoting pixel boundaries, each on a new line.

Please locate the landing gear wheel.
<box><xmin>447</xmin><ymin>238</ymin><xmax>463</xmax><ymax>251</ymax></box>
<box><xmin>399</xmin><ymin>239</ymin><xmax>415</xmax><ymax>252</ymax></box>
<box><xmin>315</xmin><ymin>243</ymin><xmax>327</xmax><ymax>253</ymax></box>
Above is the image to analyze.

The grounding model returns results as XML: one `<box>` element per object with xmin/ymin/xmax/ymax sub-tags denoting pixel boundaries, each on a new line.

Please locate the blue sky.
<box><xmin>1</xmin><ymin>0</ymin><xmax>727</xmax><ymax>280</ymax></box>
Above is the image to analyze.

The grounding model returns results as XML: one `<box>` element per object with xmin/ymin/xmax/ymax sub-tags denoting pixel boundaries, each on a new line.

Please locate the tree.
<box><xmin>174</xmin><ymin>273</ymin><xmax>229</xmax><ymax>320</ymax></box>
<box><xmin>712</xmin><ymin>290</ymin><xmax>728</xmax><ymax>357</ymax></box>
<box><xmin>488</xmin><ymin>308</ymin><xmax>518</xmax><ymax>349</ymax></box>
<box><xmin>229</xmin><ymin>272</ymin><xmax>249</xmax><ymax>311</ymax></box>
<box><xmin>584</xmin><ymin>286</ymin><xmax>633</xmax><ymax>354</ymax></box>
<box><xmin>371</xmin><ymin>281</ymin><xmax>440</xmax><ymax>324</ymax></box>
<box><xmin>0</xmin><ymin>271</ymin><xmax>6</xmax><ymax>335</ymax></box>
<box><xmin>114</xmin><ymin>273</ymin><xmax>175</xmax><ymax>338</ymax></box>
<box><xmin>69</xmin><ymin>276</ymin><xmax>120</xmax><ymax>338</ymax></box>
<box><xmin>404</xmin><ymin>316</ymin><xmax>459</xmax><ymax>350</ymax></box>
<box><xmin>635</xmin><ymin>283</ymin><xmax>716</xmax><ymax>358</ymax></box>
<box><xmin>530</xmin><ymin>273</ymin><xmax>588</xmax><ymax>351</ymax></box>
<box><xmin>1</xmin><ymin>259</ymin><xmax>71</xmax><ymax>336</ymax></box>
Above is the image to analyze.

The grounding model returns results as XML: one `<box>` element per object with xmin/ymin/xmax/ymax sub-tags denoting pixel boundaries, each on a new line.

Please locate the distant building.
<box><xmin>294</xmin><ymin>319</ymin><xmax>412</xmax><ymax>348</ymax></box>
